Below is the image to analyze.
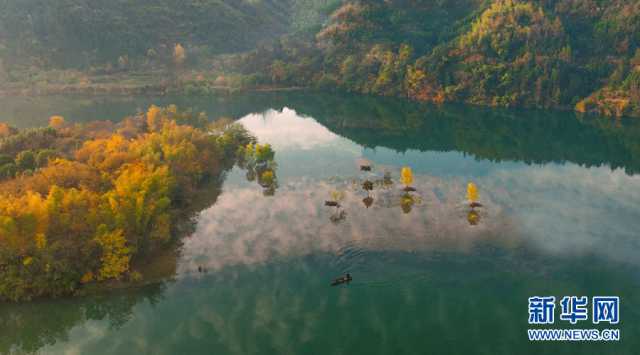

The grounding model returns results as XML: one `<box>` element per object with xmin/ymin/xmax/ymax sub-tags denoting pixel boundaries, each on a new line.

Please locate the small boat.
<box><xmin>403</xmin><ymin>186</ymin><xmax>417</xmax><ymax>192</ymax></box>
<box><xmin>325</xmin><ymin>201</ymin><xmax>341</xmax><ymax>208</ymax></box>
<box><xmin>469</xmin><ymin>202</ymin><xmax>483</xmax><ymax>209</ymax></box>
<box><xmin>331</xmin><ymin>273</ymin><xmax>352</xmax><ymax>286</ymax></box>
<box><xmin>360</xmin><ymin>165</ymin><xmax>372</xmax><ymax>171</ymax></box>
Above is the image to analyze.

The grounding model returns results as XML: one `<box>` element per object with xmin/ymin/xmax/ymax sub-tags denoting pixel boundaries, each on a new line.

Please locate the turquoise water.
<box><xmin>1</xmin><ymin>92</ymin><xmax>639</xmax><ymax>354</ymax></box>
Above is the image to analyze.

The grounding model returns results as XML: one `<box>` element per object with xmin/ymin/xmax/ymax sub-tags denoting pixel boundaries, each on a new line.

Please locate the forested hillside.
<box><xmin>1</xmin><ymin>0</ymin><xmax>639</xmax><ymax>117</ymax></box>
<box><xmin>232</xmin><ymin>0</ymin><xmax>640</xmax><ymax>117</ymax></box>
<box><xmin>0</xmin><ymin>0</ymin><xmax>336</xmax><ymax>68</ymax></box>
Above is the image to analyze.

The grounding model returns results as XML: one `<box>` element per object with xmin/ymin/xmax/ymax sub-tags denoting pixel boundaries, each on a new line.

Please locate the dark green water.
<box><xmin>1</xmin><ymin>92</ymin><xmax>639</xmax><ymax>354</ymax></box>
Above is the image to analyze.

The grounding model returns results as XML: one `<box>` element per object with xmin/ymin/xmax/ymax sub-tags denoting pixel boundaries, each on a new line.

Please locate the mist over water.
<box><xmin>178</xmin><ymin>107</ymin><xmax>639</xmax><ymax>272</ymax></box>
<box><xmin>2</xmin><ymin>93</ymin><xmax>639</xmax><ymax>355</ymax></box>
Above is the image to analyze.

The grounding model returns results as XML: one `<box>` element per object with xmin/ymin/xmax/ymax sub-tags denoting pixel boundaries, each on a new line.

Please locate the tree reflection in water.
<box><xmin>362</xmin><ymin>196</ymin><xmax>374</xmax><ymax>208</ymax></box>
<box><xmin>0</xmin><ymin>283</ymin><xmax>166</xmax><ymax>354</ymax></box>
<box><xmin>467</xmin><ymin>209</ymin><xmax>480</xmax><ymax>225</ymax></box>
<box><xmin>323</xmin><ymin>166</ymin><xmax>427</xmax><ymax>216</ymax></box>
<box><xmin>327</xmin><ymin>190</ymin><xmax>347</xmax><ymax>223</ymax></box>
<box><xmin>238</xmin><ymin>143</ymin><xmax>279</xmax><ymax>196</ymax></box>
<box><xmin>4</xmin><ymin>92</ymin><xmax>640</xmax><ymax>355</ymax></box>
<box><xmin>400</xmin><ymin>193</ymin><xmax>416</xmax><ymax>214</ymax></box>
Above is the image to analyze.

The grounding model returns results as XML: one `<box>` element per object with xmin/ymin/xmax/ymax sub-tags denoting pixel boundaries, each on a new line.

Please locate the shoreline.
<box><xmin>0</xmin><ymin>82</ymin><xmax>306</xmax><ymax>98</ymax></box>
<box><xmin>1</xmin><ymin>81</ymin><xmax>636</xmax><ymax>120</ymax></box>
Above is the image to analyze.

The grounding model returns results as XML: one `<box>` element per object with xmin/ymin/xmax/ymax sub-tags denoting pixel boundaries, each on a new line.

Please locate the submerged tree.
<box><xmin>467</xmin><ymin>182</ymin><xmax>478</xmax><ymax>203</ymax></box>
<box><xmin>243</xmin><ymin>143</ymin><xmax>278</xmax><ymax>195</ymax></box>
<box><xmin>400</xmin><ymin>167</ymin><xmax>413</xmax><ymax>190</ymax></box>
<box><xmin>467</xmin><ymin>182</ymin><xmax>482</xmax><ymax>208</ymax></box>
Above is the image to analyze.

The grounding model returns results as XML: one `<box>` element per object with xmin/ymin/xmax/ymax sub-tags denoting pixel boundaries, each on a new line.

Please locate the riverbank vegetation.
<box><xmin>0</xmin><ymin>105</ymin><xmax>275</xmax><ymax>301</ymax></box>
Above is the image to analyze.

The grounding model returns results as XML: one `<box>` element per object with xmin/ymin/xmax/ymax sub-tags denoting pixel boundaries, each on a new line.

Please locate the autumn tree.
<box><xmin>49</xmin><ymin>115</ymin><xmax>66</xmax><ymax>129</ymax></box>
<box><xmin>95</xmin><ymin>226</ymin><xmax>130</xmax><ymax>280</ymax></box>
<box><xmin>0</xmin><ymin>123</ymin><xmax>14</xmax><ymax>137</ymax></box>
<box><xmin>400</xmin><ymin>167</ymin><xmax>413</xmax><ymax>187</ymax></box>
<box><xmin>15</xmin><ymin>150</ymin><xmax>36</xmax><ymax>171</ymax></box>
<box><xmin>467</xmin><ymin>182</ymin><xmax>479</xmax><ymax>203</ymax></box>
<box><xmin>0</xmin><ymin>104</ymin><xmax>266</xmax><ymax>301</ymax></box>
<box><xmin>173</xmin><ymin>43</ymin><xmax>186</xmax><ymax>67</ymax></box>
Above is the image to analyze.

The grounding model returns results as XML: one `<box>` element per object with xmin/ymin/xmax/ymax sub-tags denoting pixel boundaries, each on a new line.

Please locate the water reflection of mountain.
<box><xmin>158</xmin><ymin>91</ymin><xmax>640</xmax><ymax>175</ymax></box>
<box><xmin>2</xmin><ymin>92</ymin><xmax>639</xmax><ymax>173</ymax></box>
<box><xmin>279</xmin><ymin>94</ymin><xmax>640</xmax><ymax>175</ymax></box>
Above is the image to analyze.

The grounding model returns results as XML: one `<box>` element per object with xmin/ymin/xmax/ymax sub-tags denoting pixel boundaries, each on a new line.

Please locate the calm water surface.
<box><xmin>1</xmin><ymin>92</ymin><xmax>639</xmax><ymax>354</ymax></box>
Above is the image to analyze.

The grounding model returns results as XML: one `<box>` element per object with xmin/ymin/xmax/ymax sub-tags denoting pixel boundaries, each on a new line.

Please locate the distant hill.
<box><xmin>0</xmin><ymin>0</ymin><xmax>335</xmax><ymax>68</ymax></box>
<box><xmin>233</xmin><ymin>0</ymin><xmax>640</xmax><ymax>118</ymax></box>
<box><xmin>1</xmin><ymin>0</ymin><xmax>639</xmax><ymax>117</ymax></box>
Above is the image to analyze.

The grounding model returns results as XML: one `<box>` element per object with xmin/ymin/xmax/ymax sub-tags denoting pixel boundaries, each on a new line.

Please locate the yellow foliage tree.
<box><xmin>146</xmin><ymin>105</ymin><xmax>162</xmax><ymax>132</ymax></box>
<box><xmin>400</xmin><ymin>167</ymin><xmax>413</xmax><ymax>187</ymax></box>
<box><xmin>0</xmin><ymin>191</ymin><xmax>48</xmax><ymax>258</ymax></box>
<box><xmin>0</xmin><ymin>103</ymin><xmax>259</xmax><ymax>300</ymax></box>
<box><xmin>95</xmin><ymin>227</ymin><xmax>130</xmax><ymax>280</ymax></box>
<box><xmin>330</xmin><ymin>190</ymin><xmax>345</xmax><ymax>202</ymax></box>
<box><xmin>44</xmin><ymin>185</ymin><xmax>100</xmax><ymax>240</ymax></box>
<box><xmin>35</xmin><ymin>233</ymin><xmax>47</xmax><ymax>250</ymax></box>
<box><xmin>106</xmin><ymin>163</ymin><xmax>174</xmax><ymax>252</ymax></box>
<box><xmin>467</xmin><ymin>182</ymin><xmax>479</xmax><ymax>203</ymax></box>
<box><xmin>260</xmin><ymin>170</ymin><xmax>275</xmax><ymax>185</ymax></box>
<box><xmin>75</xmin><ymin>134</ymin><xmax>134</xmax><ymax>173</ymax></box>
<box><xmin>80</xmin><ymin>271</ymin><xmax>94</xmax><ymax>284</ymax></box>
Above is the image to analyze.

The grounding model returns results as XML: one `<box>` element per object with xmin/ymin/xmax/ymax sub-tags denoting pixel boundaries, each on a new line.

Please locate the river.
<box><xmin>1</xmin><ymin>92</ymin><xmax>639</xmax><ymax>354</ymax></box>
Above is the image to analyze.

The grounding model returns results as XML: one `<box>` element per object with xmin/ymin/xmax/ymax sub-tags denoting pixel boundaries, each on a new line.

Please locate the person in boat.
<box><xmin>325</xmin><ymin>201</ymin><xmax>341</xmax><ymax>208</ymax></box>
<box><xmin>331</xmin><ymin>273</ymin><xmax>352</xmax><ymax>286</ymax></box>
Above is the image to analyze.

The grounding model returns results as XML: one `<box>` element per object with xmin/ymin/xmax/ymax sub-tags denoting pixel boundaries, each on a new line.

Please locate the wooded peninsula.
<box><xmin>0</xmin><ymin>106</ymin><xmax>276</xmax><ymax>301</ymax></box>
